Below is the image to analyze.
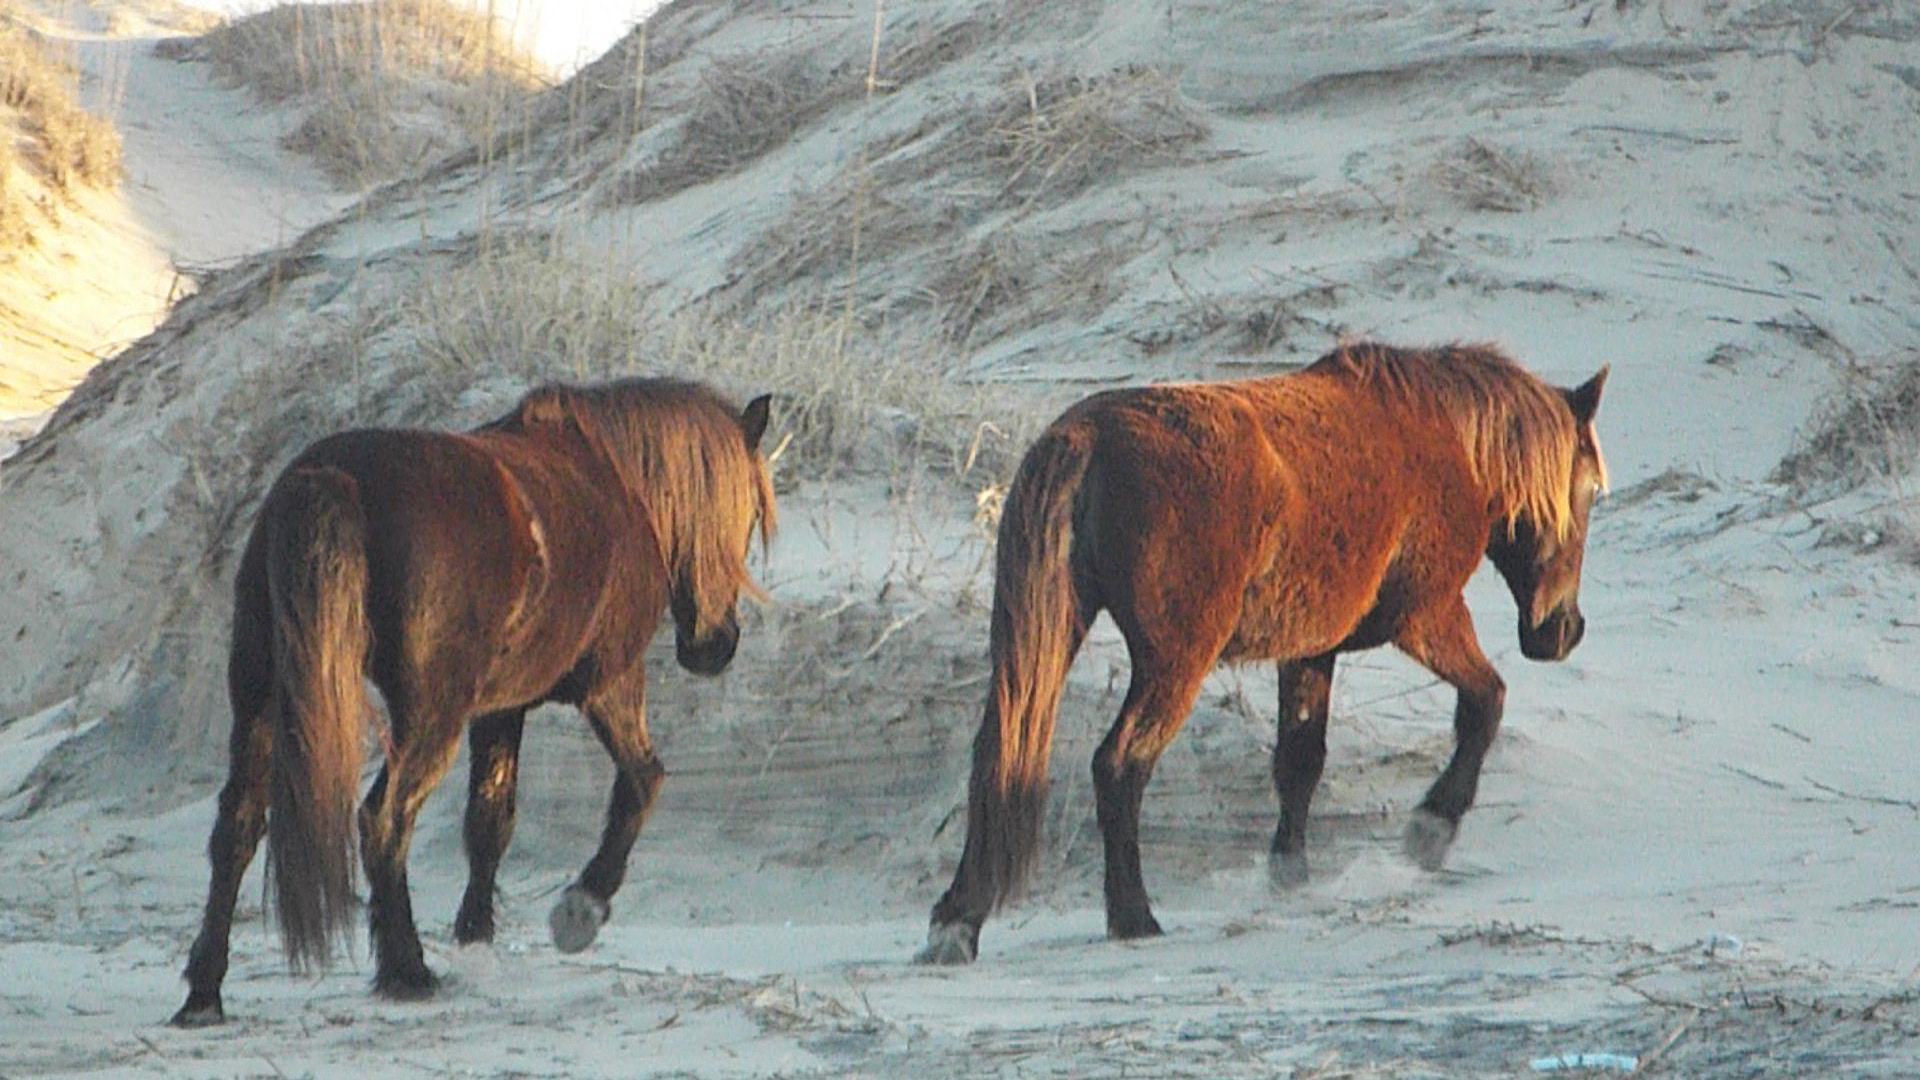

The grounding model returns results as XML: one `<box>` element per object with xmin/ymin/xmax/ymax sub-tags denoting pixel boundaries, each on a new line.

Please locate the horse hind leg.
<box><xmin>1394</xmin><ymin>596</ymin><xmax>1505</xmax><ymax>872</ymax></box>
<box><xmin>173</xmin><ymin>587</ymin><xmax>275</xmax><ymax>1027</ymax></box>
<box><xmin>454</xmin><ymin>708</ymin><xmax>529</xmax><ymax>945</ymax></box>
<box><xmin>173</xmin><ymin>707</ymin><xmax>273</xmax><ymax>1026</ymax></box>
<box><xmin>551</xmin><ymin>674</ymin><xmax>664</xmax><ymax>955</ymax></box>
<box><xmin>1269</xmin><ymin>653</ymin><xmax>1336</xmax><ymax>890</ymax></box>
<box><xmin>359</xmin><ymin>694</ymin><xmax>468</xmax><ymax>999</ymax></box>
<box><xmin>1092</xmin><ymin>653</ymin><xmax>1219</xmax><ymax>941</ymax></box>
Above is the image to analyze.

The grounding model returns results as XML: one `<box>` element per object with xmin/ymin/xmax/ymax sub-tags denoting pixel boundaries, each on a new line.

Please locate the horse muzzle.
<box><xmin>1519</xmin><ymin>605</ymin><xmax>1584</xmax><ymax>662</ymax></box>
<box><xmin>675</xmin><ymin>617</ymin><xmax>739</xmax><ymax>676</ymax></box>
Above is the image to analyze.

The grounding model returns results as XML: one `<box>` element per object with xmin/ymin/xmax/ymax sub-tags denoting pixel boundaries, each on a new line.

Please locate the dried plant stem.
<box><xmin>837</xmin><ymin>0</ymin><xmax>887</xmax><ymax>363</ymax></box>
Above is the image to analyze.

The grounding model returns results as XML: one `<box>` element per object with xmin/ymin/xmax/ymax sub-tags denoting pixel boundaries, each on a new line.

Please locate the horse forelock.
<box><xmin>550</xmin><ymin>379</ymin><xmax>772</xmax><ymax>630</ymax></box>
<box><xmin>1321</xmin><ymin>342</ymin><xmax>1586</xmax><ymax>540</ymax></box>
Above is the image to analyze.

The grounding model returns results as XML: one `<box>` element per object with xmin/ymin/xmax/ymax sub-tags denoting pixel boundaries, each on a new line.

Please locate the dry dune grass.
<box><xmin>612</xmin><ymin>50</ymin><xmax>850</xmax><ymax>205</ymax></box>
<box><xmin>723</xmin><ymin>64</ymin><xmax>1202</xmax><ymax>317</ymax></box>
<box><xmin>730</xmin><ymin>165</ymin><xmax>958</xmax><ymax>313</ymax></box>
<box><xmin>0</xmin><ymin>140</ymin><xmax>24</xmax><ymax>252</ymax></box>
<box><xmin>1775</xmin><ymin>353</ymin><xmax>1920</xmax><ymax>564</ymax></box>
<box><xmin>167</xmin><ymin>0</ymin><xmax>547</xmax><ymax>187</ymax></box>
<box><xmin>977</xmin><ymin>66</ymin><xmax>1207</xmax><ymax>206</ymax></box>
<box><xmin>1431</xmin><ymin>137</ymin><xmax>1555</xmax><ymax>213</ymax></box>
<box><xmin>405</xmin><ymin>234</ymin><xmax>1040</xmax><ymax>483</ymax></box>
<box><xmin>608</xmin><ymin>15</ymin><xmax>996</xmax><ymax>208</ymax></box>
<box><xmin>1775</xmin><ymin>353</ymin><xmax>1920</xmax><ymax>492</ymax></box>
<box><xmin>932</xmin><ymin>227</ymin><xmax>1114</xmax><ymax>347</ymax></box>
<box><xmin>0</xmin><ymin>3</ymin><xmax>123</xmax><ymax>245</ymax></box>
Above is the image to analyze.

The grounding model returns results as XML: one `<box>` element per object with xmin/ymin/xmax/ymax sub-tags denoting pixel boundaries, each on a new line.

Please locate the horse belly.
<box><xmin>1223</xmin><ymin>576</ymin><xmax>1357</xmax><ymax>662</ymax></box>
<box><xmin>1221</xmin><ymin>537</ymin><xmax>1397</xmax><ymax>663</ymax></box>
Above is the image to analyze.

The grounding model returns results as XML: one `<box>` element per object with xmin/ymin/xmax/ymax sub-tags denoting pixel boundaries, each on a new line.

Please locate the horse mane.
<box><xmin>1312</xmin><ymin>341</ymin><xmax>1599</xmax><ymax>539</ymax></box>
<box><xmin>532</xmin><ymin>379</ymin><xmax>776</xmax><ymax>629</ymax></box>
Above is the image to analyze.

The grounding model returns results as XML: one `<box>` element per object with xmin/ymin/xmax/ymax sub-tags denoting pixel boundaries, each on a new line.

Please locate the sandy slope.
<box><xmin>0</xmin><ymin>1</ymin><xmax>346</xmax><ymax>448</ymax></box>
<box><xmin>2</xmin><ymin>1</ymin><xmax>1919</xmax><ymax>1076</ymax></box>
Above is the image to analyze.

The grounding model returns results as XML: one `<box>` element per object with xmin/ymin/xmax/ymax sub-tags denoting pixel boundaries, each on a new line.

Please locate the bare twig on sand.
<box><xmin>1632</xmin><ymin>1007</ymin><xmax>1702</xmax><ymax>1075</ymax></box>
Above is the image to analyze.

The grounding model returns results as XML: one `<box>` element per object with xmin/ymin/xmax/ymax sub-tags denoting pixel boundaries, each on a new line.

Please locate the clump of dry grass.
<box><xmin>405</xmin><ymin>235</ymin><xmax>1042</xmax><ymax>483</ymax></box>
<box><xmin>607</xmin><ymin>14</ymin><xmax>999</xmax><ymax>208</ymax></box>
<box><xmin>1774</xmin><ymin>354</ymin><xmax>1920</xmax><ymax>492</ymax></box>
<box><xmin>613</xmin><ymin>51</ymin><xmax>849</xmax><ymax>204</ymax></box>
<box><xmin>979</xmin><ymin>67</ymin><xmax>1207</xmax><ymax>205</ymax></box>
<box><xmin>1432</xmin><ymin>137</ymin><xmax>1554</xmax><ymax>212</ymax></box>
<box><xmin>172</xmin><ymin>0</ymin><xmax>546</xmax><ymax>187</ymax></box>
<box><xmin>409</xmin><ymin>232</ymin><xmax>649</xmax><ymax>376</ymax></box>
<box><xmin>1132</xmin><ymin>271</ymin><xmax>1344</xmax><ymax>357</ymax></box>
<box><xmin>721</xmin><ymin>65</ymin><xmax>1203</xmax><ymax>313</ymax></box>
<box><xmin>0</xmin><ymin>7</ymin><xmax>124</xmax><ymax>203</ymax></box>
<box><xmin>931</xmin><ymin>228</ymin><xmax>1114</xmax><ymax>347</ymax></box>
<box><xmin>718</xmin><ymin>116</ymin><xmax>960</xmax><ymax>311</ymax></box>
<box><xmin>726</xmin><ymin>142</ymin><xmax>959</xmax><ymax>310</ymax></box>
<box><xmin>886</xmin><ymin>16</ymin><xmax>991</xmax><ymax>86</ymax></box>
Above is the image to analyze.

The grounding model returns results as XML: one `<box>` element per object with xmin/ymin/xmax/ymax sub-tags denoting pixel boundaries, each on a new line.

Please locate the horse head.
<box><xmin>672</xmin><ymin>393</ymin><xmax>774</xmax><ymax>676</ymax></box>
<box><xmin>1486</xmin><ymin>366</ymin><xmax>1608</xmax><ymax>662</ymax></box>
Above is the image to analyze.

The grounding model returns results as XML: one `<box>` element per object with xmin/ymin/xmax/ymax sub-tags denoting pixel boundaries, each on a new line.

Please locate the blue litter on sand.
<box><xmin>1530</xmin><ymin>1052</ymin><xmax>1640</xmax><ymax>1072</ymax></box>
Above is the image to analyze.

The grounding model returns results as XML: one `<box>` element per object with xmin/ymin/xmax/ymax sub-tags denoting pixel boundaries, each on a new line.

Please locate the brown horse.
<box><xmin>919</xmin><ymin>342</ymin><xmax>1608</xmax><ymax>964</ymax></box>
<box><xmin>172</xmin><ymin>379</ymin><xmax>776</xmax><ymax>1025</ymax></box>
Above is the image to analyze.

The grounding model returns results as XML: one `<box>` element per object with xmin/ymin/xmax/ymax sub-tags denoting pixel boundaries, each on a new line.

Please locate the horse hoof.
<box><xmin>1108</xmin><ymin>913</ymin><xmax>1164</xmax><ymax>942</ymax></box>
<box><xmin>549</xmin><ymin>886</ymin><xmax>608</xmax><ymax>954</ymax></box>
<box><xmin>169</xmin><ymin>997</ymin><xmax>225</xmax><ymax>1028</ymax></box>
<box><xmin>1269</xmin><ymin>851</ymin><xmax>1310</xmax><ymax>890</ymax></box>
<box><xmin>1404</xmin><ymin>809</ymin><xmax>1457</xmax><ymax>872</ymax></box>
<box><xmin>375</xmin><ymin>966</ymin><xmax>440</xmax><ymax>1001</ymax></box>
<box><xmin>914</xmin><ymin>921</ymin><xmax>978</xmax><ymax>966</ymax></box>
<box><xmin>453</xmin><ymin>904</ymin><xmax>494</xmax><ymax>947</ymax></box>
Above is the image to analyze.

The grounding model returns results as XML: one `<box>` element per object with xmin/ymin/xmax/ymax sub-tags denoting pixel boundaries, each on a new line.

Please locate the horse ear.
<box><xmin>1566</xmin><ymin>365</ymin><xmax>1609</xmax><ymax>424</ymax></box>
<box><xmin>741</xmin><ymin>394</ymin><xmax>772</xmax><ymax>452</ymax></box>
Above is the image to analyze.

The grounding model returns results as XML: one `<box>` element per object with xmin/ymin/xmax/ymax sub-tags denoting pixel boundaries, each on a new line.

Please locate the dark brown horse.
<box><xmin>920</xmin><ymin>342</ymin><xmax>1609</xmax><ymax>964</ymax></box>
<box><xmin>172</xmin><ymin>379</ymin><xmax>775</xmax><ymax>1025</ymax></box>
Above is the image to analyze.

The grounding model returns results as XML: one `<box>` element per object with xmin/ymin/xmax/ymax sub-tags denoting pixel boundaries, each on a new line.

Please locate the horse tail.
<box><xmin>959</xmin><ymin>427</ymin><xmax>1094</xmax><ymax>912</ymax></box>
<box><xmin>263</xmin><ymin>465</ymin><xmax>371</xmax><ymax>972</ymax></box>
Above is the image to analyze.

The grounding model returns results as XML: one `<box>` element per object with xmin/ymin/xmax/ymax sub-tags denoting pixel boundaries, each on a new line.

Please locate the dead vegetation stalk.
<box><xmin>837</xmin><ymin>0</ymin><xmax>888</xmax><ymax>363</ymax></box>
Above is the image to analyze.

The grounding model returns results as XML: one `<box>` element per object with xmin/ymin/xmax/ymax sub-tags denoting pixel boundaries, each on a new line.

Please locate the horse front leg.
<box><xmin>1269</xmin><ymin>652</ymin><xmax>1336</xmax><ymax>889</ymax></box>
<box><xmin>1394</xmin><ymin>596</ymin><xmax>1505</xmax><ymax>871</ymax></box>
<box><xmin>550</xmin><ymin>672</ymin><xmax>664</xmax><ymax>955</ymax></box>
<box><xmin>455</xmin><ymin>709</ymin><xmax>530</xmax><ymax>945</ymax></box>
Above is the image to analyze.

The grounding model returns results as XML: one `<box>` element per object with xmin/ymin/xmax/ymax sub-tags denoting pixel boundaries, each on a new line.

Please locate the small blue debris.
<box><xmin>1530</xmin><ymin>1052</ymin><xmax>1640</xmax><ymax>1072</ymax></box>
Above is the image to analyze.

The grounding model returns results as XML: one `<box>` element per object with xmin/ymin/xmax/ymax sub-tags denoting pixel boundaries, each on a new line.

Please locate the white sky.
<box><xmin>180</xmin><ymin>1</ymin><xmax>670</xmax><ymax>74</ymax></box>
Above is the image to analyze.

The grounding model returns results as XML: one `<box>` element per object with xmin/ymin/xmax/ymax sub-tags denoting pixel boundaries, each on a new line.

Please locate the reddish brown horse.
<box><xmin>172</xmin><ymin>379</ymin><xmax>775</xmax><ymax>1025</ymax></box>
<box><xmin>920</xmin><ymin>342</ymin><xmax>1609</xmax><ymax>964</ymax></box>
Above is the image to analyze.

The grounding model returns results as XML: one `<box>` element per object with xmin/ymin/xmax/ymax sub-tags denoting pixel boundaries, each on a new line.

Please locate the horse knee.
<box><xmin>1455</xmin><ymin>675</ymin><xmax>1506</xmax><ymax>748</ymax></box>
<box><xmin>1090</xmin><ymin>743</ymin><xmax>1139</xmax><ymax>808</ymax></box>
<box><xmin>629</xmin><ymin>754</ymin><xmax>666</xmax><ymax>795</ymax></box>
